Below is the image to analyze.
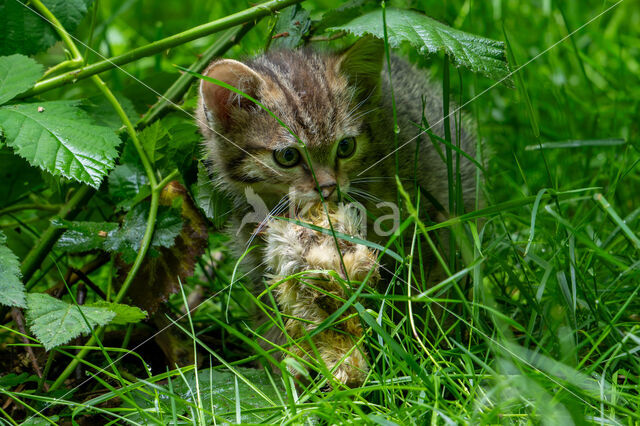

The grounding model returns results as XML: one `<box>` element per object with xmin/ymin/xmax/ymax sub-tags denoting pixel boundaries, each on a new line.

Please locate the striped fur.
<box><xmin>196</xmin><ymin>39</ymin><xmax>479</xmax><ymax>386</ymax></box>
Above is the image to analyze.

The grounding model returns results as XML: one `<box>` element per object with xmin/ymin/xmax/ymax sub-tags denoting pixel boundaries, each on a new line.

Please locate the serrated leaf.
<box><xmin>0</xmin><ymin>0</ymin><xmax>93</xmax><ymax>56</ymax></box>
<box><xmin>328</xmin><ymin>7</ymin><xmax>512</xmax><ymax>84</ymax></box>
<box><xmin>138</xmin><ymin>120</ymin><xmax>168</xmax><ymax>167</ymax></box>
<box><xmin>112</xmin><ymin>114</ymin><xmax>198</xmax><ymax>192</ymax></box>
<box><xmin>314</xmin><ymin>0</ymin><xmax>376</xmax><ymax>33</ymax></box>
<box><xmin>108</xmin><ymin>162</ymin><xmax>150</xmax><ymax>211</ymax></box>
<box><xmin>0</xmin><ymin>101</ymin><xmax>122</xmax><ymax>188</ymax></box>
<box><xmin>117</xmin><ymin>182</ymin><xmax>208</xmax><ymax>314</ymax></box>
<box><xmin>0</xmin><ymin>230</ymin><xmax>26</xmax><ymax>308</ymax></box>
<box><xmin>193</xmin><ymin>162</ymin><xmax>231</xmax><ymax>229</ymax></box>
<box><xmin>0</xmin><ymin>54</ymin><xmax>44</xmax><ymax>105</ymax></box>
<box><xmin>86</xmin><ymin>301</ymin><xmax>147</xmax><ymax>325</ymax></box>
<box><xmin>26</xmin><ymin>293</ymin><xmax>115</xmax><ymax>350</ymax></box>
<box><xmin>151</xmin><ymin>115</ymin><xmax>199</xmax><ymax>174</ymax></box>
<box><xmin>54</xmin><ymin>204</ymin><xmax>181</xmax><ymax>262</ymax></box>
<box><xmin>105</xmin><ymin>202</ymin><xmax>183</xmax><ymax>263</ymax></box>
<box><xmin>53</xmin><ymin>219</ymin><xmax>119</xmax><ymax>253</ymax></box>
<box><xmin>268</xmin><ymin>4</ymin><xmax>311</xmax><ymax>50</ymax></box>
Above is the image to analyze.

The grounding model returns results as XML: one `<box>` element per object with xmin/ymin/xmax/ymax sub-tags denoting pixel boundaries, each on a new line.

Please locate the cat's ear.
<box><xmin>200</xmin><ymin>59</ymin><xmax>265</xmax><ymax>129</ymax></box>
<box><xmin>337</xmin><ymin>36</ymin><xmax>384</xmax><ymax>101</ymax></box>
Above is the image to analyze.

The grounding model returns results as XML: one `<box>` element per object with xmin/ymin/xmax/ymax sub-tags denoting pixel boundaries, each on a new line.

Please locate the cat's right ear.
<box><xmin>200</xmin><ymin>59</ymin><xmax>265</xmax><ymax>130</ymax></box>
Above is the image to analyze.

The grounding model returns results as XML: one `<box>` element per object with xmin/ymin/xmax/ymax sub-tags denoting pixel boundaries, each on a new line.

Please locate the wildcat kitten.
<box><xmin>196</xmin><ymin>37</ymin><xmax>477</xmax><ymax>386</ymax></box>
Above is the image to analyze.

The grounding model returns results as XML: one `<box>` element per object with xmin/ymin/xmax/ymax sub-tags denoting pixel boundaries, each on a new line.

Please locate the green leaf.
<box><xmin>54</xmin><ymin>204</ymin><xmax>182</xmax><ymax>261</ymax></box>
<box><xmin>0</xmin><ymin>54</ymin><xmax>44</xmax><ymax>105</ymax></box>
<box><xmin>86</xmin><ymin>301</ymin><xmax>147</xmax><ymax>325</ymax></box>
<box><xmin>26</xmin><ymin>293</ymin><xmax>115</xmax><ymax>351</ymax></box>
<box><xmin>192</xmin><ymin>162</ymin><xmax>231</xmax><ymax>229</ymax></box>
<box><xmin>0</xmin><ymin>0</ymin><xmax>93</xmax><ymax>56</ymax></box>
<box><xmin>53</xmin><ymin>219</ymin><xmax>119</xmax><ymax>253</ymax></box>
<box><xmin>150</xmin><ymin>115</ymin><xmax>199</xmax><ymax>173</ymax></box>
<box><xmin>127</xmin><ymin>367</ymin><xmax>285</xmax><ymax>424</ymax></box>
<box><xmin>0</xmin><ymin>373</ymin><xmax>36</xmax><ymax>388</ymax></box>
<box><xmin>114</xmin><ymin>114</ymin><xmax>198</xmax><ymax>183</ymax></box>
<box><xmin>80</xmin><ymin>93</ymin><xmax>137</xmax><ymax>130</ymax></box>
<box><xmin>116</xmin><ymin>182</ymin><xmax>208</xmax><ymax>315</ymax></box>
<box><xmin>314</xmin><ymin>0</ymin><xmax>375</xmax><ymax>33</ymax></box>
<box><xmin>0</xmin><ymin>101</ymin><xmax>122</xmax><ymax>188</ymax></box>
<box><xmin>138</xmin><ymin>120</ymin><xmax>168</xmax><ymax>167</ymax></box>
<box><xmin>108</xmin><ymin>162</ymin><xmax>150</xmax><ymax>211</ymax></box>
<box><xmin>268</xmin><ymin>4</ymin><xmax>311</xmax><ymax>50</ymax></box>
<box><xmin>328</xmin><ymin>7</ymin><xmax>512</xmax><ymax>84</ymax></box>
<box><xmin>0</xmin><ymin>230</ymin><xmax>26</xmax><ymax>308</ymax></box>
<box><xmin>104</xmin><ymin>203</ymin><xmax>183</xmax><ymax>263</ymax></box>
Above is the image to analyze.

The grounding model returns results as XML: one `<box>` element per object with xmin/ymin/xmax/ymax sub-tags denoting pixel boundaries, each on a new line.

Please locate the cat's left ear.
<box><xmin>336</xmin><ymin>36</ymin><xmax>384</xmax><ymax>101</ymax></box>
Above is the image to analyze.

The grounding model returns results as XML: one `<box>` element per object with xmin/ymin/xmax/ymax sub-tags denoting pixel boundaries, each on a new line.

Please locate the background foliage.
<box><xmin>0</xmin><ymin>0</ymin><xmax>639</xmax><ymax>424</ymax></box>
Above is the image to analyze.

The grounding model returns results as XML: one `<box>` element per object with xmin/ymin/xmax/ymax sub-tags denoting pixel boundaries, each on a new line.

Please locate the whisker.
<box><xmin>348</xmin><ymin>188</ymin><xmax>382</xmax><ymax>203</ymax></box>
<box><xmin>351</xmin><ymin>176</ymin><xmax>414</xmax><ymax>183</ymax></box>
<box><xmin>244</xmin><ymin>194</ymin><xmax>289</xmax><ymax>250</ymax></box>
<box><xmin>350</xmin><ymin>107</ymin><xmax>381</xmax><ymax>122</ymax></box>
<box><xmin>346</xmin><ymin>92</ymin><xmax>372</xmax><ymax>117</ymax></box>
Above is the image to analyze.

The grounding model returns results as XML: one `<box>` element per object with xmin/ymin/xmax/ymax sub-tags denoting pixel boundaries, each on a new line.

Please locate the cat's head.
<box><xmin>197</xmin><ymin>37</ymin><xmax>383</xmax><ymax>208</ymax></box>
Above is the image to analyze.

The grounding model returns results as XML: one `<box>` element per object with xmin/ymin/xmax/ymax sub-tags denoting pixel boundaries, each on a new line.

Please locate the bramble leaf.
<box><xmin>0</xmin><ymin>54</ymin><xmax>44</xmax><ymax>105</ymax></box>
<box><xmin>328</xmin><ymin>7</ymin><xmax>512</xmax><ymax>84</ymax></box>
<box><xmin>86</xmin><ymin>301</ymin><xmax>147</xmax><ymax>325</ymax></box>
<box><xmin>117</xmin><ymin>182</ymin><xmax>208</xmax><ymax>314</ymax></box>
<box><xmin>268</xmin><ymin>4</ymin><xmax>311</xmax><ymax>50</ymax></box>
<box><xmin>26</xmin><ymin>293</ymin><xmax>115</xmax><ymax>351</ymax></box>
<box><xmin>108</xmin><ymin>162</ymin><xmax>150</xmax><ymax>211</ymax></box>
<box><xmin>314</xmin><ymin>0</ymin><xmax>375</xmax><ymax>33</ymax></box>
<box><xmin>54</xmin><ymin>204</ymin><xmax>182</xmax><ymax>261</ymax></box>
<box><xmin>0</xmin><ymin>101</ymin><xmax>122</xmax><ymax>188</ymax></box>
<box><xmin>0</xmin><ymin>230</ymin><xmax>26</xmax><ymax>308</ymax></box>
<box><xmin>146</xmin><ymin>115</ymin><xmax>199</xmax><ymax>173</ymax></box>
<box><xmin>0</xmin><ymin>0</ymin><xmax>93</xmax><ymax>56</ymax></box>
<box><xmin>138</xmin><ymin>120</ymin><xmax>168</xmax><ymax>167</ymax></box>
<box><xmin>53</xmin><ymin>219</ymin><xmax>119</xmax><ymax>253</ymax></box>
<box><xmin>104</xmin><ymin>203</ymin><xmax>183</xmax><ymax>263</ymax></box>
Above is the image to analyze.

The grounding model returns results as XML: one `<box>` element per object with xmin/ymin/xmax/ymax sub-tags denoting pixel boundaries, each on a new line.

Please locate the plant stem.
<box><xmin>29</xmin><ymin>0</ymin><xmax>161</xmax><ymax>391</ymax></box>
<box><xmin>0</xmin><ymin>203</ymin><xmax>61</xmax><ymax>217</ymax></box>
<box><xmin>19</xmin><ymin>0</ymin><xmax>302</xmax><ymax>99</ymax></box>
<box><xmin>138</xmin><ymin>23</ymin><xmax>255</xmax><ymax>127</ymax></box>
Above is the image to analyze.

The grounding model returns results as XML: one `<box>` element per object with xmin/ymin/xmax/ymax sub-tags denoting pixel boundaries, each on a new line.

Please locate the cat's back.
<box><xmin>374</xmin><ymin>55</ymin><xmax>478</xmax><ymax>211</ymax></box>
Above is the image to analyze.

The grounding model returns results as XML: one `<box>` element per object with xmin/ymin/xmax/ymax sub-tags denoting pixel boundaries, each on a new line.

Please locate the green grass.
<box><xmin>1</xmin><ymin>0</ymin><xmax>639</xmax><ymax>424</ymax></box>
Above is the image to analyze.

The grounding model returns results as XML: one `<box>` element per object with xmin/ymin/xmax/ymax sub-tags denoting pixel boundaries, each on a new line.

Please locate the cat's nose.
<box><xmin>318</xmin><ymin>183</ymin><xmax>336</xmax><ymax>199</ymax></box>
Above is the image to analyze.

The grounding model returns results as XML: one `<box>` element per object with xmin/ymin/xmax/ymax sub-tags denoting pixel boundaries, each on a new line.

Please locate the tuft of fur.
<box><xmin>263</xmin><ymin>202</ymin><xmax>379</xmax><ymax>388</ymax></box>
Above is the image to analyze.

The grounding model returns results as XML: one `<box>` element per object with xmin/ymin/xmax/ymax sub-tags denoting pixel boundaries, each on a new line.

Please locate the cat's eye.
<box><xmin>273</xmin><ymin>147</ymin><xmax>301</xmax><ymax>167</ymax></box>
<box><xmin>336</xmin><ymin>137</ymin><xmax>356</xmax><ymax>158</ymax></box>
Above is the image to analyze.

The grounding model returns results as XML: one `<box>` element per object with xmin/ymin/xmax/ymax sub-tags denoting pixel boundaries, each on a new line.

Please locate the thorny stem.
<box><xmin>19</xmin><ymin>0</ymin><xmax>303</xmax><ymax>99</ymax></box>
